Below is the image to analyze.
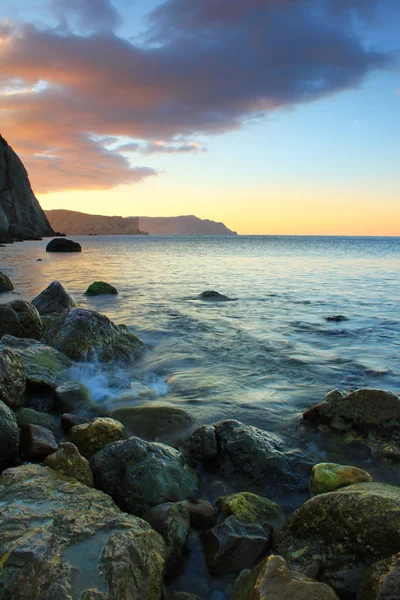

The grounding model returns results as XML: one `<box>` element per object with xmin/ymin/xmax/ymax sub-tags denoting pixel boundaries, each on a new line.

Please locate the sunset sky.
<box><xmin>1</xmin><ymin>0</ymin><xmax>399</xmax><ymax>235</ymax></box>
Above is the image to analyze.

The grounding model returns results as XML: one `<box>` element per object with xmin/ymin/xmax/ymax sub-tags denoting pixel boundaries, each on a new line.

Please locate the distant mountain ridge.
<box><xmin>46</xmin><ymin>210</ymin><xmax>237</xmax><ymax>236</ymax></box>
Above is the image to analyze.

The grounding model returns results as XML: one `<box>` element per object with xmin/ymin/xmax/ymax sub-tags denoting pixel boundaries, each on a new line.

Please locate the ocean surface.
<box><xmin>1</xmin><ymin>234</ymin><xmax>400</xmax><ymax>596</ymax></box>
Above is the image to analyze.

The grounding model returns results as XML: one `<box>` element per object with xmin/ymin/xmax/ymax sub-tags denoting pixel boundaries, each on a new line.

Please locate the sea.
<box><xmin>1</xmin><ymin>234</ymin><xmax>399</xmax><ymax>596</ymax></box>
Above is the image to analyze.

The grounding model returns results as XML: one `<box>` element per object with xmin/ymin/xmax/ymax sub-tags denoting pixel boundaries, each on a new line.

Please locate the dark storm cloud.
<box><xmin>0</xmin><ymin>0</ymin><xmax>393</xmax><ymax>192</ymax></box>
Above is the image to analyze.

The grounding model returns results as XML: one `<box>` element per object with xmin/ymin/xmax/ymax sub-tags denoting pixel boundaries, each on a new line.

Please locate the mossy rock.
<box><xmin>69</xmin><ymin>417</ymin><xmax>125</xmax><ymax>458</ymax></box>
<box><xmin>0</xmin><ymin>272</ymin><xmax>13</xmax><ymax>293</ymax></box>
<box><xmin>85</xmin><ymin>281</ymin><xmax>118</xmax><ymax>296</ymax></box>
<box><xmin>310</xmin><ymin>463</ymin><xmax>372</xmax><ymax>495</ymax></box>
<box><xmin>215</xmin><ymin>491</ymin><xmax>284</xmax><ymax>528</ymax></box>
<box><xmin>16</xmin><ymin>408</ymin><xmax>60</xmax><ymax>435</ymax></box>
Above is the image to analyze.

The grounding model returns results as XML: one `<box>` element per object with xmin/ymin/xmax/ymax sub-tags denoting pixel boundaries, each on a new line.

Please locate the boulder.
<box><xmin>201</xmin><ymin>515</ymin><xmax>272</xmax><ymax>574</ymax></box>
<box><xmin>46</xmin><ymin>237</ymin><xmax>82</xmax><ymax>252</ymax></box>
<box><xmin>358</xmin><ymin>553</ymin><xmax>400</xmax><ymax>600</ymax></box>
<box><xmin>232</xmin><ymin>554</ymin><xmax>339</xmax><ymax>600</ymax></box>
<box><xmin>275</xmin><ymin>482</ymin><xmax>400</xmax><ymax>596</ymax></box>
<box><xmin>0</xmin><ymin>271</ymin><xmax>13</xmax><ymax>293</ymax></box>
<box><xmin>199</xmin><ymin>290</ymin><xmax>232</xmax><ymax>301</ymax></box>
<box><xmin>310</xmin><ymin>463</ymin><xmax>372</xmax><ymax>496</ymax></box>
<box><xmin>90</xmin><ymin>436</ymin><xmax>201</xmax><ymax>516</ymax></box>
<box><xmin>325</xmin><ymin>315</ymin><xmax>348</xmax><ymax>322</ymax></box>
<box><xmin>31</xmin><ymin>280</ymin><xmax>79</xmax><ymax>315</ymax></box>
<box><xmin>0</xmin><ymin>399</ymin><xmax>19</xmax><ymax>469</ymax></box>
<box><xmin>16</xmin><ymin>407</ymin><xmax>60</xmax><ymax>434</ymax></box>
<box><xmin>61</xmin><ymin>412</ymin><xmax>89</xmax><ymax>432</ymax></box>
<box><xmin>56</xmin><ymin>380</ymin><xmax>94</xmax><ymax>412</ymax></box>
<box><xmin>215</xmin><ymin>492</ymin><xmax>285</xmax><ymax>528</ymax></box>
<box><xmin>0</xmin><ymin>463</ymin><xmax>167</xmax><ymax>599</ymax></box>
<box><xmin>85</xmin><ymin>281</ymin><xmax>118</xmax><ymax>296</ymax></box>
<box><xmin>303</xmin><ymin>389</ymin><xmax>400</xmax><ymax>433</ymax></box>
<box><xmin>186</xmin><ymin>420</ymin><xmax>296</xmax><ymax>490</ymax></box>
<box><xmin>45</xmin><ymin>442</ymin><xmax>94</xmax><ymax>487</ymax></box>
<box><xmin>0</xmin><ymin>335</ymin><xmax>73</xmax><ymax>391</ymax></box>
<box><xmin>179</xmin><ymin>499</ymin><xmax>217</xmax><ymax>529</ymax></box>
<box><xmin>20</xmin><ymin>423</ymin><xmax>58</xmax><ymax>459</ymax></box>
<box><xmin>144</xmin><ymin>502</ymin><xmax>190</xmax><ymax>572</ymax></box>
<box><xmin>0</xmin><ymin>300</ymin><xmax>42</xmax><ymax>339</ymax></box>
<box><xmin>42</xmin><ymin>307</ymin><xmax>144</xmax><ymax>362</ymax></box>
<box><xmin>0</xmin><ymin>346</ymin><xmax>26</xmax><ymax>408</ymax></box>
<box><xmin>109</xmin><ymin>405</ymin><xmax>194</xmax><ymax>443</ymax></box>
<box><xmin>69</xmin><ymin>417</ymin><xmax>125</xmax><ymax>458</ymax></box>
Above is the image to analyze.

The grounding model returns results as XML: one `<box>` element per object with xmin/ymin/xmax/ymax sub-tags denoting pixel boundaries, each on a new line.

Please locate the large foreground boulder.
<box><xmin>42</xmin><ymin>307</ymin><xmax>144</xmax><ymax>362</ymax></box>
<box><xmin>0</xmin><ymin>346</ymin><xmax>26</xmax><ymax>408</ymax></box>
<box><xmin>0</xmin><ymin>335</ymin><xmax>73</xmax><ymax>391</ymax></box>
<box><xmin>0</xmin><ymin>300</ymin><xmax>42</xmax><ymax>339</ymax></box>
<box><xmin>275</xmin><ymin>482</ymin><xmax>400</xmax><ymax>596</ymax></box>
<box><xmin>0</xmin><ymin>399</ymin><xmax>19</xmax><ymax>469</ymax></box>
<box><xmin>46</xmin><ymin>238</ymin><xmax>81</xmax><ymax>252</ymax></box>
<box><xmin>0</xmin><ymin>464</ymin><xmax>167</xmax><ymax>600</ymax></box>
<box><xmin>90</xmin><ymin>436</ymin><xmax>201</xmax><ymax>516</ymax></box>
<box><xmin>31</xmin><ymin>281</ymin><xmax>79</xmax><ymax>315</ymax></box>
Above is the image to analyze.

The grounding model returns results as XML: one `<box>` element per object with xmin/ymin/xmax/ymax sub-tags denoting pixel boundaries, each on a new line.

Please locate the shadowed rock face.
<box><xmin>0</xmin><ymin>135</ymin><xmax>54</xmax><ymax>241</ymax></box>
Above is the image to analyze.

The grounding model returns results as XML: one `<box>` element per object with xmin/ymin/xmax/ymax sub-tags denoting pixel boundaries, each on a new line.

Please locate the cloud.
<box><xmin>119</xmin><ymin>141</ymin><xmax>207</xmax><ymax>154</ymax></box>
<box><xmin>48</xmin><ymin>0</ymin><xmax>121</xmax><ymax>33</ymax></box>
<box><xmin>0</xmin><ymin>0</ymin><xmax>392</xmax><ymax>192</ymax></box>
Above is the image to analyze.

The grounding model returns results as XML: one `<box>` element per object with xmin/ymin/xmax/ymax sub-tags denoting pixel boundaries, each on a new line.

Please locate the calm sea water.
<box><xmin>1</xmin><ymin>235</ymin><xmax>400</xmax><ymax>595</ymax></box>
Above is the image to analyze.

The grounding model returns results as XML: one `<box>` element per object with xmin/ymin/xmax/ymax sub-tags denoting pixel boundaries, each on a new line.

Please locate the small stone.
<box><xmin>56</xmin><ymin>380</ymin><xmax>93</xmax><ymax>411</ymax></box>
<box><xmin>20</xmin><ymin>424</ymin><xmax>58</xmax><ymax>459</ymax></box>
<box><xmin>0</xmin><ymin>347</ymin><xmax>26</xmax><ymax>409</ymax></box>
<box><xmin>45</xmin><ymin>442</ymin><xmax>94</xmax><ymax>487</ymax></box>
<box><xmin>46</xmin><ymin>238</ymin><xmax>82</xmax><ymax>252</ymax></box>
<box><xmin>61</xmin><ymin>412</ymin><xmax>90</xmax><ymax>433</ymax></box>
<box><xmin>85</xmin><ymin>281</ymin><xmax>118</xmax><ymax>296</ymax></box>
<box><xmin>70</xmin><ymin>417</ymin><xmax>125</xmax><ymax>458</ymax></box>
<box><xmin>215</xmin><ymin>491</ymin><xmax>284</xmax><ymax>528</ymax></box>
<box><xmin>144</xmin><ymin>502</ymin><xmax>190</xmax><ymax>572</ymax></box>
<box><xmin>199</xmin><ymin>291</ymin><xmax>232</xmax><ymax>302</ymax></box>
<box><xmin>16</xmin><ymin>408</ymin><xmax>59</xmax><ymax>434</ymax></box>
<box><xmin>0</xmin><ymin>400</ymin><xmax>19</xmax><ymax>469</ymax></box>
<box><xmin>310</xmin><ymin>463</ymin><xmax>373</xmax><ymax>495</ymax></box>
<box><xmin>0</xmin><ymin>272</ymin><xmax>13</xmax><ymax>293</ymax></box>
<box><xmin>184</xmin><ymin>424</ymin><xmax>218</xmax><ymax>461</ymax></box>
<box><xmin>179</xmin><ymin>499</ymin><xmax>217</xmax><ymax>529</ymax></box>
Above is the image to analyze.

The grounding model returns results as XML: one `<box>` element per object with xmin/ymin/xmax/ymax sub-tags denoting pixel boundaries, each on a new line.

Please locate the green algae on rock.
<box><xmin>215</xmin><ymin>492</ymin><xmax>285</xmax><ymax>528</ymax></box>
<box><xmin>0</xmin><ymin>271</ymin><xmax>13</xmax><ymax>293</ymax></box>
<box><xmin>232</xmin><ymin>554</ymin><xmax>339</xmax><ymax>600</ymax></box>
<box><xmin>69</xmin><ymin>417</ymin><xmax>125</xmax><ymax>458</ymax></box>
<box><xmin>0</xmin><ymin>464</ymin><xmax>167</xmax><ymax>600</ymax></box>
<box><xmin>85</xmin><ymin>281</ymin><xmax>118</xmax><ymax>296</ymax></box>
<box><xmin>310</xmin><ymin>463</ymin><xmax>372</xmax><ymax>496</ymax></box>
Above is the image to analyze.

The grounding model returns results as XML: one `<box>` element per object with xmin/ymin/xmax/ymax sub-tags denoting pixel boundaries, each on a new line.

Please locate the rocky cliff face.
<box><xmin>0</xmin><ymin>135</ymin><xmax>54</xmax><ymax>241</ymax></box>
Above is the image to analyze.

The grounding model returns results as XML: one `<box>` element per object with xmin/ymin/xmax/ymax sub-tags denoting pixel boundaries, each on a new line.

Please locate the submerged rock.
<box><xmin>109</xmin><ymin>405</ymin><xmax>194</xmax><ymax>443</ymax></box>
<box><xmin>31</xmin><ymin>280</ymin><xmax>79</xmax><ymax>315</ymax></box>
<box><xmin>232</xmin><ymin>554</ymin><xmax>339</xmax><ymax>600</ymax></box>
<box><xmin>0</xmin><ymin>271</ymin><xmax>13</xmax><ymax>293</ymax></box>
<box><xmin>0</xmin><ymin>463</ymin><xmax>167</xmax><ymax>600</ymax></box>
<box><xmin>90</xmin><ymin>436</ymin><xmax>201</xmax><ymax>516</ymax></box>
<box><xmin>0</xmin><ymin>399</ymin><xmax>19</xmax><ymax>469</ymax></box>
<box><xmin>275</xmin><ymin>482</ymin><xmax>400</xmax><ymax>596</ymax></box>
<box><xmin>199</xmin><ymin>290</ymin><xmax>233</xmax><ymax>302</ymax></box>
<box><xmin>0</xmin><ymin>299</ymin><xmax>42</xmax><ymax>339</ymax></box>
<box><xmin>201</xmin><ymin>515</ymin><xmax>272</xmax><ymax>574</ymax></box>
<box><xmin>20</xmin><ymin>423</ymin><xmax>58</xmax><ymax>459</ymax></box>
<box><xmin>325</xmin><ymin>315</ymin><xmax>348</xmax><ymax>322</ymax></box>
<box><xmin>56</xmin><ymin>380</ymin><xmax>94</xmax><ymax>412</ymax></box>
<box><xmin>0</xmin><ymin>335</ymin><xmax>73</xmax><ymax>391</ymax></box>
<box><xmin>215</xmin><ymin>491</ymin><xmax>284</xmax><ymax>528</ymax></box>
<box><xmin>303</xmin><ymin>389</ymin><xmax>400</xmax><ymax>433</ymax></box>
<box><xmin>42</xmin><ymin>307</ymin><xmax>144</xmax><ymax>362</ymax></box>
<box><xmin>69</xmin><ymin>417</ymin><xmax>125</xmax><ymax>458</ymax></box>
<box><xmin>358</xmin><ymin>552</ymin><xmax>400</xmax><ymax>600</ymax></box>
<box><xmin>46</xmin><ymin>237</ymin><xmax>82</xmax><ymax>252</ymax></box>
<box><xmin>310</xmin><ymin>462</ymin><xmax>372</xmax><ymax>496</ymax></box>
<box><xmin>45</xmin><ymin>442</ymin><xmax>94</xmax><ymax>487</ymax></box>
<box><xmin>85</xmin><ymin>281</ymin><xmax>118</xmax><ymax>296</ymax></box>
<box><xmin>144</xmin><ymin>502</ymin><xmax>190</xmax><ymax>572</ymax></box>
<box><xmin>0</xmin><ymin>346</ymin><xmax>26</xmax><ymax>408</ymax></box>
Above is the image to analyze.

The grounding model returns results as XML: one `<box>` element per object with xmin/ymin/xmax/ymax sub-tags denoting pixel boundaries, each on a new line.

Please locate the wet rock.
<box><xmin>109</xmin><ymin>405</ymin><xmax>194</xmax><ymax>443</ymax></box>
<box><xmin>303</xmin><ymin>389</ymin><xmax>400</xmax><ymax>433</ymax></box>
<box><xmin>179</xmin><ymin>499</ymin><xmax>217</xmax><ymax>529</ymax></box>
<box><xmin>215</xmin><ymin>491</ymin><xmax>285</xmax><ymax>528</ymax></box>
<box><xmin>275</xmin><ymin>482</ymin><xmax>400</xmax><ymax>596</ymax></box>
<box><xmin>16</xmin><ymin>407</ymin><xmax>60</xmax><ymax>434</ymax></box>
<box><xmin>358</xmin><ymin>552</ymin><xmax>400</xmax><ymax>600</ymax></box>
<box><xmin>61</xmin><ymin>412</ymin><xmax>90</xmax><ymax>433</ymax></box>
<box><xmin>0</xmin><ymin>346</ymin><xmax>26</xmax><ymax>408</ymax></box>
<box><xmin>0</xmin><ymin>399</ymin><xmax>19</xmax><ymax>469</ymax></box>
<box><xmin>0</xmin><ymin>299</ymin><xmax>42</xmax><ymax>339</ymax></box>
<box><xmin>56</xmin><ymin>380</ymin><xmax>94</xmax><ymax>412</ymax></box>
<box><xmin>45</xmin><ymin>442</ymin><xmax>94</xmax><ymax>487</ymax></box>
<box><xmin>90</xmin><ymin>436</ymin><xmax>201</xmax><ymax>516</ymax></box>
<box><xmin>0</xmin><ymin>271</ymin><xmax>13</xmax><ymax>293</ymax></box>
<box><xmin>70</xmin><ymin>417</ymin><xmax>125</xmax><ymax>458</ymax></box>
<box><xmin>20</xmin><ymin>423</ymin><xmax>58</xmax><ymax>459</ymax></box>
<box><xmin>186</xmin><ymin>420</ymin><xmax>296</xmax><ymax>490</ymax></box>
<box><xmin>46</xmin><ymin>237</ymin><xmax>82</xmax><ymax>252</ymax></box>
<box><xmin>144</xmin><ymin>502</ymin><xmax>190</xmax><ymax>572</ymax></box>
<box><xmin>42</xmin><ymin>307</ymin><xmax>144</xmax><ymax>362</ymax></box>
<box><xmin>31</xmin><ymin>280</ymin><xmax>79</xmax><ymax>315</ymax></box>
<box><xmin>0</xmin><ymin>335</ymin><xmax>73</xmax><ymax>391</ymax></box>
<box><xmin>310</xmin><ymin>462</ymin><xmax>372</xmax><ymax>496</ymax></box>
<box><xmin>325</xmin><ymin>315</ymin><xmax>348</xmax><ymax>322</ymax></box>
<box><xmin>232</xmin><ymin>554</ymin><xmax>339</xmax><ymax>600</ymax></box>
<box><xmin>201</xmin><ymin>515</ymin><xmax>272</xmax><ymax>574</ymax></box>
<box><xmin>0</xmin><ymin>463</ymin><xmax>167</xmax><ymax>600</ymax></box>
<box><xmin>170</xmin><ymin>594</ymin><xmax>202</xmax><ymax>600</ymax></box>
<box><xmin>85</xmin><ymin>281</ymin><xmax>118</xmax><ymax>296</ymax></box>
<box><xmin>199</xmin><ymin>290</ymin><xmax>232</xmax><ymax>301</ymax></box>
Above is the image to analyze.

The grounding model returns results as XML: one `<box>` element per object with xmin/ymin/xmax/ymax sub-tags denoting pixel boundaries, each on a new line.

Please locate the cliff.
<box><xmin>45</xmin><ymin>210</ymin><xmax>142</xmax><ymax>235</ymax></box>
<box><xmin>0</xmin><ymin>135</ymin><xmax>55</xmax><ymax>241</ymax></box>
<box><xmin>138</xmin><ymin>215</ymin><xmax>237</xmax><ymax>236</ymax></box>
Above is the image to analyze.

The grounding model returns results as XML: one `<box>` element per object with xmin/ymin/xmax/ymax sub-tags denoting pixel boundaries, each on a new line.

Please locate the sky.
<box><xmin>0</xmin><ymin>0</ymin><xmax>399</xmax><ymax>235</ymax></box>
